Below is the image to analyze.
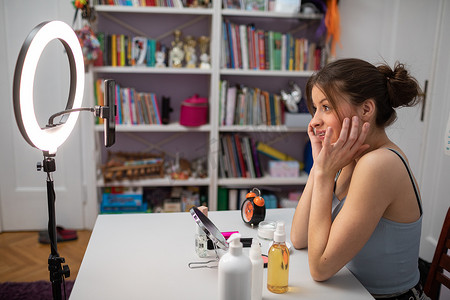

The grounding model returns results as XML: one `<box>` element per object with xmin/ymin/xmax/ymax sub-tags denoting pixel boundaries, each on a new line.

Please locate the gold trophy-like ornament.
<box><xmin>169</xmin><ymin>30</ymin><xmax>185</xmax><ymax>68</ymax></box>
<box><xmin>184</xmin><ymin>36</ymin><xmax>197</xmax><ymax>68</ymax></box>
<box><xmin>198</xmin><ymin>35</ymin><xmax>210</xmax><ymax>69</ymax></box>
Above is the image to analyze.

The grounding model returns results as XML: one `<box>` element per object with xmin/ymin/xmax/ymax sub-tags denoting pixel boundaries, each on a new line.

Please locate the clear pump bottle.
<box><xmin>267</xmin><ymin>221</ymin><xmax>289</xmax><ymax>294</ymax></box>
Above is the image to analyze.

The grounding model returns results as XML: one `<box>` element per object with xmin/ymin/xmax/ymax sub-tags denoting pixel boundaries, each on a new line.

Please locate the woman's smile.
<box><xmin>315</xmin><ymin>129</ymin><xmax>326</xmax><ymax>140</ymax></box>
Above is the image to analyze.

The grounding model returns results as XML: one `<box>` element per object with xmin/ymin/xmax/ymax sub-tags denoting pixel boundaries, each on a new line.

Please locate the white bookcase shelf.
<box><xmin>94</xmin><ymin>66</ymin><xmax>213</xmax><ymax>74</ymax></box>
<box><xmin>218</xmin><ymin>173</ymin><xmax>308</xmax><ymax>186</ymax></box>
<box><xmin>91</xmin><ymin>1</ymin><xmax>322</xmax><ymax>210</ymax></box>
<box><xmin>98</xmin><ymin>176</ymin><xmax>211</xmax><ymax>187</ymax></box>
<box><xmin>95</xmin><ymin>123</ymin><xmax>211</xmax><ymax>132</ymax></box>
<box><xmin>95</xmin><ymin>5</ymin><xmax>214</xmax><ymax>15</ymax></box>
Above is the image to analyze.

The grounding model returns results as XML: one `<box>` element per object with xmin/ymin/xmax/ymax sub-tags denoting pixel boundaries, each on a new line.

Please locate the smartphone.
<box><xmin>104</xmin><ymin>79</ymin><xmax>116</xmax><ymax>147</ymax></box>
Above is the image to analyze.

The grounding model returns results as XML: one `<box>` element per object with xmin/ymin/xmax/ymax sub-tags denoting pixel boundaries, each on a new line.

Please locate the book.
<box><xmin>225</xmin><ymin>134</ymin><xmax>239</xmax><ymax>177</ymax></box>
<box><xmin>219</xmin><ymin>80</ymin><xmax>228</xmax><ymax>126</ymax></box>
<box><xmin>111</xmin><ymin>34</ymin><xmax>117</xmax><ymax>66</ymax></box>
<box><xmin>256</xmin><ymin>142</ymin><xmax>298</xmax><ymax>163</ymax></box>
<box><xmin>258</xmin><ymin>30</ymin><xmax>265</xmax><ymax>70</ymax></box>
<box><xmin>234</xmin><ymin>23</ymin><xmax>242</xmax><ymax>69</ymax></box>
<box><xmin>228</xmin><ymin>189</ymin><xmax>238</xmax><ymax>210</ymax></box>
<box><xmin>273</xmin><ymin>31</ymin><xmax>281</xmax><ymax>70</ymax></box>
<box><xmin>225</xmin><ymin>21</ymin><xmax>235</xmax><ymax>69</ymax></box>
<box><xmin>225</xmin><ymin>85</ymin><xmax>237</xmax><ymax>126</ymax></box>
<box><xmin>220</xmin><ymin>136</ymin><xmax>232</xmax><ymax>177</ymax></box>
<box><xmin>250</xmin><ymin>137</ymin><xmax>262</xmax><ymax>177</ymax></box>
<box><xmin>151</xmin><ymin>93</ymin><xmax>162</xmax><ymax>124</ymax></box>
<box><xmin>242</xmin><ymin>136</ymin><xmax>256</xmax><ymax>178</ymax></box>
<box><xmin>217</xmin><ymin>187</ymin><xmax>229</xmax><ymax>211</ymax></box>
<box><xmin>239</xmin><ymin>24</ymin><xmax>249</xmax><ymax>70</ymax></box>
<box><xmin>115</xmin><ymin>84</ymin><xmax>122</xmax><ymax>124</ymax></box>
<box><xmin>120</xmin><ymin>34</ymin><xmax>126</xmax><ymax>66</ymax></box>
<box><xmin>234</xmin><ymin>134</ymin><xmax>247</xmax><ymax>177</ymax></box>
<box><xmin>222</xmin><ymin>22</ymin><xmax>230</xmax><ymax>68</ymax></box>
<box><xmin>281</xmin><ymin>33</ymin><xmax>286</xmax><ymax>71</ymax></box>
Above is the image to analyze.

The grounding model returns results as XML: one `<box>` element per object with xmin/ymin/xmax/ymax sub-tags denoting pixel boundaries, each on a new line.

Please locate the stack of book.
<box><xmin>96</xmin><ymin>33</ymin><xmax>159</xmax><ymax>67</ymax></box>
<box><xmin>94</xmin><ymin>78</ymin><xmax>162</xmax><ymax>125</ymax></box>
<box><xmin>219</xmin><ymin>80</ymin><xmax>284</xmax><ymax>126</ymax></box>
<box><xmin>93</xmin><ymin>0</ymin><xmax>184</xmax><ymax>8</ymax></box>
<box><xmin>221</xmin><ymin>19</ymin><xmax>325</xmax><ymax>71</ymax></box>
<box><xmin>219</xmin><ymin>133</ymin><xmax>262</xmax><ymax>178</ymax></box>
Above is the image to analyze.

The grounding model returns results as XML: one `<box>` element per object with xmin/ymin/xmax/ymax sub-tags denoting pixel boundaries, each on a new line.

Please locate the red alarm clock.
<box><xmin>241</xmin><ymin>188</ymin><xmax>265</xmax><ymax>226</ymax></box>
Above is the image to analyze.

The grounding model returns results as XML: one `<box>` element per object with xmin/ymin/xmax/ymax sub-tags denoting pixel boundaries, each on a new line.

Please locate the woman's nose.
<box><xmin>310</xmin><ymin>112</ymin><xmax>322</xmax><ymax>128</ymax></box>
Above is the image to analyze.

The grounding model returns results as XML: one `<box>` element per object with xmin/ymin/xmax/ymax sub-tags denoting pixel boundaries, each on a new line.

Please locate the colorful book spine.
<box><xmin>151</xmin><ymin>93</ymin><xmax>162</xmax><ymax>124</ymax></box>
<box><xmin>256</xmin><ymin>142</ymin><xmax>297</xmax><ymax>162</ymax></box>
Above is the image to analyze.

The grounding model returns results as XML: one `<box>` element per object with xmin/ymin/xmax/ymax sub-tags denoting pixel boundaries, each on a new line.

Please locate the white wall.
<box><xmin>0</xmin><ymin>0</ymin><xmax>96</xmax><ymax>230</ymax></box>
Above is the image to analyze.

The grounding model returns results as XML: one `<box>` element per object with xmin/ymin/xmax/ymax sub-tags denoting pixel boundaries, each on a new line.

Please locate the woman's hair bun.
<box><xmin>377</xmin><ymin>62</ymin><xmax>421</xmax><ymax>108</ymax></box>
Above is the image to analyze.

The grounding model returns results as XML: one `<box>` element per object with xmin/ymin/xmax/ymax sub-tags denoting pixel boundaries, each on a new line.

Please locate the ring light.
<box><xmin>13</xmin><ymin>20</ymin><xmax>85</xmax><ymax>153</ymax></box>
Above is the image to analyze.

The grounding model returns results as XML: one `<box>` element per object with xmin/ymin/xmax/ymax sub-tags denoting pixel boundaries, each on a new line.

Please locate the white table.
<box><xmin>70</xmin><ymin>208</ymin><xmax>373</xmax><ymax>299</ymax></box>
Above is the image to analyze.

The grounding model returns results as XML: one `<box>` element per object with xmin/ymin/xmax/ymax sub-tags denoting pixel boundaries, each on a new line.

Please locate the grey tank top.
<box><xmin>331</xmin><ymin>148</ymin><xmax>422</xmax><ymax>295</ymax></box>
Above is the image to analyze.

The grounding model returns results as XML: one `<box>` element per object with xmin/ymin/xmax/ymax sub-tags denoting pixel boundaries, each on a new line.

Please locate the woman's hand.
<box><xmin>315</xmin><ymin>116</ymin><xmax>370</xmax><ymax>177</ymax></box>
<box><xmin>308</xmin><ymin>121</ymin><xmax>324</xmax><ymax>161</ymax></box>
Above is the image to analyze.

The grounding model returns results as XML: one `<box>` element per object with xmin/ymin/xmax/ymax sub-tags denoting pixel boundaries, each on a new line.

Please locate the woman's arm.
<box><xmin>290</xmin><ymin>167</ymin><xmax>314</xmax><ymax>249</ymax></box>
<box><xmin>290</xmin><ymin>121</ymin><xmax>324</xmax><ymax>249</ymax></box>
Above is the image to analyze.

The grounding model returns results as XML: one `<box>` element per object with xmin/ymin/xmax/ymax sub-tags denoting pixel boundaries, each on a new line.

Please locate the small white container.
<box><xmin>258</xmin><ymin>221</ymin><xmax>276</xmax><ymax>240</ymax></box>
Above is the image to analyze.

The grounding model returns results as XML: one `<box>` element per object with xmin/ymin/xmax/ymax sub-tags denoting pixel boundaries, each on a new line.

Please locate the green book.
<box><xmin>217</xmin><ymin>187</ymin><xmax>229</xmax><ymax>211</ymax></box>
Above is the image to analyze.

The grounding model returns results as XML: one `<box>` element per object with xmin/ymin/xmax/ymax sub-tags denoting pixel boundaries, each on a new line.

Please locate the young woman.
<box><xmin>290</xmin><ymin>58</ymin><xmax>427</xmax><ymax>299</ymax></box>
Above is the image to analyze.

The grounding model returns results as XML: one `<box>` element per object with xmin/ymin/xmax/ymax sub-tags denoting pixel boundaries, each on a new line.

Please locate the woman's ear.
<box><xmin>360</xmin><ymin>99</ymin><xmax>376</xmax><ymax>122</ymax></box>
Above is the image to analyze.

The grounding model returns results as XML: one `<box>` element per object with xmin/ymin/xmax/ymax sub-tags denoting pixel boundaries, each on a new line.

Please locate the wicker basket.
<box><xmin>102</xmin><ymin>151</ymin><xmax>164</xmax><ymax>183</ymax></box>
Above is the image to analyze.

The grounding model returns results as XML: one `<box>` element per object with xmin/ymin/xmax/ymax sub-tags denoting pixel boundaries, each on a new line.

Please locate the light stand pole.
<box><xmin>38</xmin><ymin>152</ymin><xmax>70</xmax><ymax>300</ymax></box>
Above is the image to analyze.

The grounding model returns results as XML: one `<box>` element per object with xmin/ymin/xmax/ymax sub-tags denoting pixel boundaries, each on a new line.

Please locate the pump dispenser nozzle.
<box><xmin>227</xmin><ymin>233</ymin><xmax>243</xmax><ymax>256</ymax></box>
<box><xmin>274</xmin><ymin>221</ymin><xmax>286</xmax><ymax>243</ymax></box>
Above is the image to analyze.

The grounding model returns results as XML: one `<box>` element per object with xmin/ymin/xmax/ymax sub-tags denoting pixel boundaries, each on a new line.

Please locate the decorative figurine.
<box><xmin>155</xmin><ymin>50</ymin><xmax>166</xmax><ymax>67</ymax></box>
<box><xmin>169</xmin><ymin>30</ymin><xmax>185</xmax><ymax>68</ymax></box>
<box><xmin>184</xmin><ymin>36</ymin><xmax>197</xmax><ymax>68</ymax></box>
<box><xmin>198</xmin><ymin>36</ymin><xmax>210</xmax><ymax>69</ymax></box>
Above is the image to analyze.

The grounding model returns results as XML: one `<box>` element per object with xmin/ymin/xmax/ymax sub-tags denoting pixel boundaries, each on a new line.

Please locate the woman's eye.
<box><xmin>322</xmin><ymin>105</ymin><xmax>330</xmax><ymax>111</ymax></box>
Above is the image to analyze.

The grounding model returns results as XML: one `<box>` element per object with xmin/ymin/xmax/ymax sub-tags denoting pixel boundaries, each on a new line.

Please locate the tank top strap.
<box><xmin>386</xmin><ymin>148</ymin><xmax>423</xmax><ymax>215</ymax></box>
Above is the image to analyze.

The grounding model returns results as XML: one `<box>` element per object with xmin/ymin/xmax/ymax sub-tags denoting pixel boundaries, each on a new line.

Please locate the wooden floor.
<box><xmin>0</xmin><ymin>230</ymin><xmax>91</xmax><ymax>282</ymax></box>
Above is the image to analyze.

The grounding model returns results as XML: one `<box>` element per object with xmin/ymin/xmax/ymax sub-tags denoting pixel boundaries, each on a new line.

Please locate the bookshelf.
<box><xmin>91</xmin><ymin>0</ymin><xmax>324</xmax><ymax>211</ymax></box>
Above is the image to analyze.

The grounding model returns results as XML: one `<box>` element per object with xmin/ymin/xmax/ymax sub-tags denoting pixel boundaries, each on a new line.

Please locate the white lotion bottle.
<box><xmin>249</xmin><ymin>238</ymin><xmax>263</xmax><ymax>300</ymax></box>
<box><xmin>218</xmin><ymin>233</ymin><xmax>252</xmax><ymax>300</ymax></box>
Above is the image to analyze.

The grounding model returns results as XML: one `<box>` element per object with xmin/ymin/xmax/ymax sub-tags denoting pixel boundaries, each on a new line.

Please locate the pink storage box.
<box><xmin>179</xmin><ymin>94</ymin><xmax>209</xmax><ymax>127</ymax></box>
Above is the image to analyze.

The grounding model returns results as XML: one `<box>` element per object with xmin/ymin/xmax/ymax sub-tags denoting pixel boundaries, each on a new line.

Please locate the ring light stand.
<box><xmin>13</xmin><ymin>21</ymin><xmax>116</xmax><ymax>300</ymax></box>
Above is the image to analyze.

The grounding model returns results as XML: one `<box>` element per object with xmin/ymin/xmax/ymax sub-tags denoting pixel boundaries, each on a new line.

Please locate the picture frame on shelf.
<box><xmin>242</xmin><ymin>0</ymin><xmax>267</xmax><ymax>11</ymax></box>
<box><xmin>273</xmin><ymin>0</ymin><xmax>300</xmax><ymax>13</ymax></box>
<box><xmin>222</xmin><ymin>0</ymin><xmax>242</xmax><ymax>9</ymax></box>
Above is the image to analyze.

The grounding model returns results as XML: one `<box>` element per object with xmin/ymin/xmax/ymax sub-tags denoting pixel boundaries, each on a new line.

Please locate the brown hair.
<box><xmin>305</xmin><ymin>58</ymin><xmax>422</xmax><ymax>127</ymax></box>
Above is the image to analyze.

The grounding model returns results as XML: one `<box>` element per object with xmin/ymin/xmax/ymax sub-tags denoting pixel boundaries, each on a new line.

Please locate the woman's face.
<box><xmin>310</xmin><ymin>85</ymin><xmax>355</xmax><ymax>143</ymax></box>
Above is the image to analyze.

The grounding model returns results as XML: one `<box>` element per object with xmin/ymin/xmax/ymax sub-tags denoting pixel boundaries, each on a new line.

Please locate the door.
<box><xmin>418</xmin><ymin>0</ymin><xmax>450</xmax><ymax>262</ymax></box>
<box><xmin>337</xmin><ymin>0</ymin><xmax>444</xmax><ymax>261</ymax></box>
<box><xmin>0</xmin><ymin>1</ymin><xmax>86</xmax><ymax>230</ymax></box>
